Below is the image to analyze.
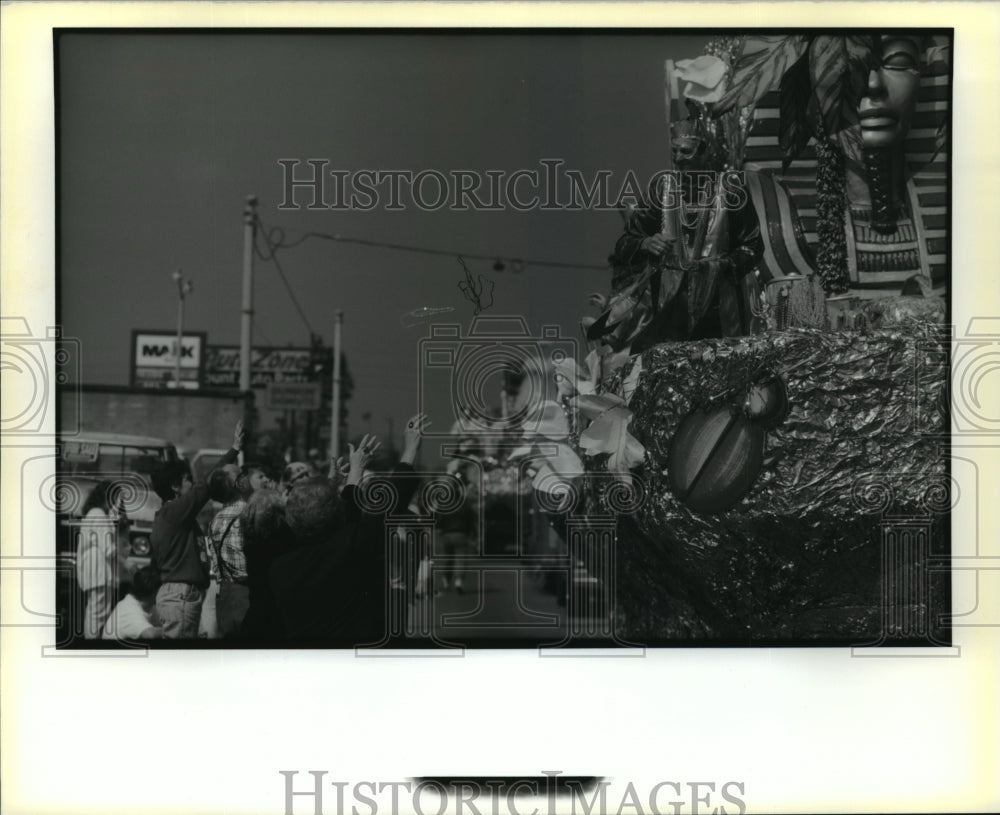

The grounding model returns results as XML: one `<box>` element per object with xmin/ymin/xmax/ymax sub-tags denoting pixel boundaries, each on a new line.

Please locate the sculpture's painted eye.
<box><xmin>881</xmin><ymin>50</ymin><xmax>918</xmax><ymax>72</ymax></box>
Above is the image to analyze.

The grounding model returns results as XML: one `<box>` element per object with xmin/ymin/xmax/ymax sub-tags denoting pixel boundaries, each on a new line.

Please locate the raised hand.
<box><xmin>329</xmin><ymin>455</ymin><xmax>350</xmax><ymax>483</ymax></box>
<box><xmin>347</xmin><ymin>434</ymin><xmax>381</xmax><ymax>486</ymax></box>
<box><xmin>641</xmin><ymin>231</ymin><xmax>672</xmax><ymax>257</ymax></box>
<box><xmin>401</xmin><ymin>413</ymin><xmax>430</xmax><ymax>465</ymax></box>
<box><xmin>588</xmin><ymin>292</ymin><xmax>609</xmax><ymax>310</ymax></box>
<box><xmin>233</xmin><ymin>419</ymin><xmax>246</xmax><ymax>450</ymax></box>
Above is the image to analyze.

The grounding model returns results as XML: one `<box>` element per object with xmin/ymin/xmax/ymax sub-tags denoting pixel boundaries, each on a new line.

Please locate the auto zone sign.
<box><xmin>203</xmin><ymin>345</ymin><xmax>325</xmax><ymax>389</ymax></box>
<box><xmin>130</xmin><ymin>330</ymin><xmax>206</xmax><ymax>388</ymax></box>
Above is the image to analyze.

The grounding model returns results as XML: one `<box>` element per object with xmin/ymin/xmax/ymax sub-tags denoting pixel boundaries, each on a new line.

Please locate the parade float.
<box><xmin>512</xmin><ymin>33</ymin><xmax>951</xmax><ymax>644</ymax></box>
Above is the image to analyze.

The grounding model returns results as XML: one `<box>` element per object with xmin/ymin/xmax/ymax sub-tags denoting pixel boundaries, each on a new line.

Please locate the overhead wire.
<box><xmin>248</xmin><ymin>212</ymin><xmax>610</xmax><ymax>347</ymax></box>
<box><xmin>254</xmin><ymin>222</ymin><xmax>609</xmax><ymax>272</ymax></box>
<box><xmin>253</xmin><ymin>319</ymin><xmax>275</xmax><ymax>346</ymax></box>
<box><xmin>253</xmin><ymin>213</ymin><xmax>316</xmax><ymax>338</ymax></box>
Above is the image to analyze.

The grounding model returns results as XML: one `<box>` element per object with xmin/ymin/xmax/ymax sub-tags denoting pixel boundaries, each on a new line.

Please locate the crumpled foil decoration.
<box><xmin>859</xmin><ymin>294</ymin><xmax>946</xmax><ymax>328</ymax></box>
<box><xmin>599</xmin><ymin>323</ymin><xmax>949</xmax><ymax>643</ymax></box>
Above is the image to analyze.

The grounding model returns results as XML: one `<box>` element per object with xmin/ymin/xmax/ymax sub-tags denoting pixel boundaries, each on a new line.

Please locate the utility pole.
<box><xmin>240</xmin><ymin>195</ymin><xmax>257</xmax><ymax>393</ymax></box>
<box><xmin>171</xmin><ymin>269</ymin><xmax>193</xmax><ymax>388</ymax></box>
<box><xmin>330</xmin><ymin>310</ymin><xmax>343</xmax><ymax>462</ymax></box>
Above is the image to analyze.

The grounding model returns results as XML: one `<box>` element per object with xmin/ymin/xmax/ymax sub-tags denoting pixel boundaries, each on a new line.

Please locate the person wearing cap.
<box><xmin>280</xmin><ymin>461</ymin><xmax>315</xmax><ymax>498</ymax></box>
<box><xmin>239</xmin><ymin>464</ymin><xmax>276</xmax><ymax>495</ymax></box>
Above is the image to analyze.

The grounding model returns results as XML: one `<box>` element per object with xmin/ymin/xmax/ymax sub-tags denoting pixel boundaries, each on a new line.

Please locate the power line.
<box><xmin>256</xmin><ymin>222</ymin><xmax>609</xmax><ymax>272</ymax></box>
<box><xmin>248</xmin><ymin>213</ymin><xmax>610</xmax><ymax>346</ymax></box>
<box><xmin>253</xmin><ymin>213</ymin><xmax>316</xmax><ymax>337</ymax></box>
<box><xmin>253</xmin><ymin>318</ymin><xmax>275</xmax><ymax>346</ymax></box>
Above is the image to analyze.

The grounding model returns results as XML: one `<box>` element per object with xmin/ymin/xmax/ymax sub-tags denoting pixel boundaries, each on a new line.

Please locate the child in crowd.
<box><xmin>102</xmin><ymin>566</ymin><xmax>163</xmax><ymax>640</ymax></box>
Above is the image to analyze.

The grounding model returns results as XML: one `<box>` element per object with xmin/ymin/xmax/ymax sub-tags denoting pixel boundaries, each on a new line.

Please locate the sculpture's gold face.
<box><xmin>858</xmin><ymin>36</ymin><xmax>922</xmax><ymax>150</ymax></box>
<box><xmin>671</xmin><ymin>121</ymin><xmax>715</xmax><ymax>172</ymax></box>
<box><xmin>672</xmin><ymin>134</ymin><xmax>704</xmax><ymax>167</ymax></box>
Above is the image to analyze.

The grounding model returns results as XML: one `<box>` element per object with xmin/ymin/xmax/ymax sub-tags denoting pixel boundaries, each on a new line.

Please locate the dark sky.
<box><xmin>58</xmin><ymin>32</ymin><xmax>707</xmax><ymax>444</ymax></box>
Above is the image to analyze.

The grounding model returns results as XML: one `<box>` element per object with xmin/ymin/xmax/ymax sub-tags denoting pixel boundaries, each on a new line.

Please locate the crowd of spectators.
<box><xmin>82</xmin><ymin>415</ymin><xmax>436</xmax><ymax>646</ymax></box>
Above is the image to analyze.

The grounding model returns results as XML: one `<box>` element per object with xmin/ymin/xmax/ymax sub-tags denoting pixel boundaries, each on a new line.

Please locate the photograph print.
<box><xmin>54</xmin><ymin>29</ymin><xmax>952</xmax><ymax>649</ymax></box>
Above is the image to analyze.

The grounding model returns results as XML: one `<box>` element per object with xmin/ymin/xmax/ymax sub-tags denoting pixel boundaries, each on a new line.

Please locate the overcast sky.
<box><xmin>58</xmin><ymin>31</ymin><xmax>708</xmax><ymax>443</ymax></box>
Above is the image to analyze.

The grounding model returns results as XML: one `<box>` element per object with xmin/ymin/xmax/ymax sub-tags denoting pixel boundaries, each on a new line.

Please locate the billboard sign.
<box><xmin>130</xmin><ymin>330</ymin><xmax>205</xmax><ymax>389</ymax></box>
<box><xmin>266</xmin><ymin>382</ymin><xmax>322</xmax><ymax>411</ymax></box>
<box><xmin>204</xmin><ymin>345</ymin><xmax>330</xmax><ymax>389</ymax></box>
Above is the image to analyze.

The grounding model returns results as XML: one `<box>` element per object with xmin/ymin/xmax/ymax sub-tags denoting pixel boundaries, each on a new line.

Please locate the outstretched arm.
<box><xmin>399</xmin><ymin>413</ymin><xmax>429</xmax><ymax>467</ymax></box>
<box><xmin>339</xmin><ymin>435</ymin><xmax>381</xmax><ymax>524</ymax></box>
<box><xmin>176</xmin><ymin>420</ymin><xmax>245</xmax><ymax>522</ymax></box>
<box><xmin>347</xmin><ymin>434</ymin><xmax>380</xmax><ymax>487</ymax></box>
<box><xmin>349</xmin><ymin>416</ymin><xmax>429</xmax><ymax>521</ymax></box>
<box><xmin>329</xmin><ymin>455</ymin><xmax>350</xmax><ymax>487</ymax></box>
<box><xmin>390</xmin><ymin>413</ymin><xmax>429</xmax><ymax>511</ymax></box>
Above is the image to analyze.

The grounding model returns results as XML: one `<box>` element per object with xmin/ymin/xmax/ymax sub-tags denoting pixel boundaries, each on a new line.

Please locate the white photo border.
<box><xmin>2</xmin><ymin>3</ymin><xmax>998</xmax><ymax>814</ymax></box>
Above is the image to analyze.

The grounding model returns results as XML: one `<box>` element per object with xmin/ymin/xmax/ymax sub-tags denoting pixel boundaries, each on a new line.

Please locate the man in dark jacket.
<box><xmin>269</xmin><ymin>416</ymin><xmax>427</xmax><ymax>646</ymax></box>
<box><xmin>150</xmin><ymin>420</ymin><xmax>244</xmax><ymax>638</ymax></box>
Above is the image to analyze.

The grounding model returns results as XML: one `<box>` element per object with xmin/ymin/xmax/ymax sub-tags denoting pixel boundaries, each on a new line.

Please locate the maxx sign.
<box><xmin>130</xmin><ymin>330</ymin><xmax>206</xmax><ymax>388</ymax></box>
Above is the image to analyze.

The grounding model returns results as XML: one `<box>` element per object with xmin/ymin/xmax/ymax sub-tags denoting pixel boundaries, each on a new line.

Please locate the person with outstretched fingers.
<box><xmin>149</xmin><ymin>420</ymin><xmax>245</xmax><ymax>639</ymax></box>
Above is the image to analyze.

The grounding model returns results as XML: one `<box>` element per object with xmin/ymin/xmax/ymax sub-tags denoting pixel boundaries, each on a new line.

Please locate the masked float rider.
<box><xmin>592</xmin><ymin>117</ymin><xmax>764</xmax><ymax>352</ymax></box>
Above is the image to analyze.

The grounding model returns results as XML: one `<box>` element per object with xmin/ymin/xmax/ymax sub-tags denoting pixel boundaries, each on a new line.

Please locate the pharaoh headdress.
<box><xmin>720</xmin><ymin>34</ymin><xmax>951</xmax><ymax>297</ymax></box>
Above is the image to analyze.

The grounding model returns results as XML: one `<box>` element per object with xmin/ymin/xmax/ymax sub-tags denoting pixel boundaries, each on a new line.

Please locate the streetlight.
<box><xmin>171</xmin><ymin>269</ymin><xmax>194</xmax><ymax>388</ymax></box>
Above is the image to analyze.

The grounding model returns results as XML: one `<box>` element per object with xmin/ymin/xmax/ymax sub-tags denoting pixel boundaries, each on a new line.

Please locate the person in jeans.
<box><xmin>149</xmin><ymin>420</ymin><xmax>244</xmax><ymax>639</ymax></box>
<box><xmin>199</xmin><ymin>463</ymin><xmax>274</xmax><ymax>638</ymax></box>
<box><xmin>209</xmin><ymin>467</ymin><xmax>250</xmax><ymax>638</ymax></box>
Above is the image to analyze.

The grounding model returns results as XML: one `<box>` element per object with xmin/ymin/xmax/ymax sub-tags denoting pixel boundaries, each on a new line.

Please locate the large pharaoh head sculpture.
<box><xmin>858</xmin><ymin>35</ymin><xmax>923</xmax><ymax>150</ymax></box>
